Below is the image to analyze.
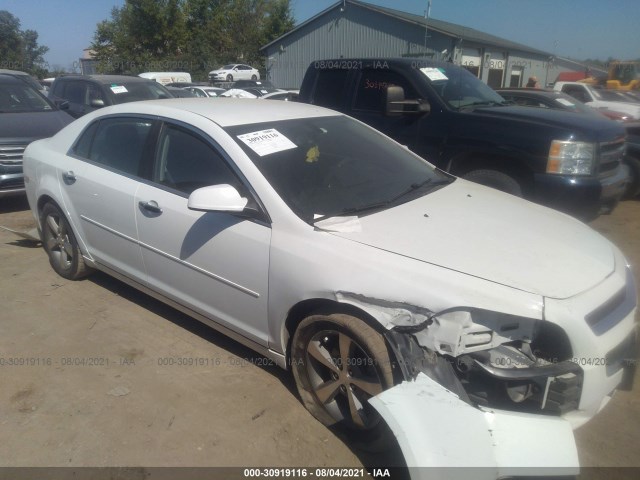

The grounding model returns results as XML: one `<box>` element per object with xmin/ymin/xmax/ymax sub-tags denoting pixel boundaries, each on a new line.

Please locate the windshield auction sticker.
<box><xmin>419</xmin><ymin>68</ymin><xmax>448</xmax><ymax>81</ymax></box>
<box><xmin>110</xmin><ymin>85</ymin><xmax>128</xmax><ymax>94</ymax></box>
<box><xmin>237</xmin><ymin>129</ymin><xmax>297</xmax><ymax>156</ymax></box>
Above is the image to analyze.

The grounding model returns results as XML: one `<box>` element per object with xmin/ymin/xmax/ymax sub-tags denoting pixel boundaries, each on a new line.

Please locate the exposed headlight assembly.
<box><xmin>547</xmin><ymin>140</ymin><xmax>595</xmax><ymax>175</ymax></box>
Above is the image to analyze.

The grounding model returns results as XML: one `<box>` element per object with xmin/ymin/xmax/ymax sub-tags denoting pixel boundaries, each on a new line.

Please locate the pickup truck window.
<box><xmin>311</xmin><ymin>70</ymin><xmax>349</xmax><ymax>109</ymax></box>
<box><xmin>423</xmin><ymin>64</ymin><xmax>506</xmax><ymax>109</ymax></box>
<box><xmin>353</xmin><ymin>69</ymin><xmax>418</xmax><ymax>112</ymax></box>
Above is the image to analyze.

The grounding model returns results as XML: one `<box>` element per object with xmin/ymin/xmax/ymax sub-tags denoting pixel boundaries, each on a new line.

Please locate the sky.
<box><xmin>2</xmin><ymin>0</ymin><xmax>639</xmax><ymax>71</ymax></box>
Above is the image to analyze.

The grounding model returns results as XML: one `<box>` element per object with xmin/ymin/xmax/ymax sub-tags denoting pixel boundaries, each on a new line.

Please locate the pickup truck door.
<box><xmin>347</xmin><ymin>68</ymin><xmax>447</xmax><ymax>168</ymax></box>
<box><xmin>348</xmin><ymin>68</ymin><xmax>420</xmax><ymax>150</ymax></box>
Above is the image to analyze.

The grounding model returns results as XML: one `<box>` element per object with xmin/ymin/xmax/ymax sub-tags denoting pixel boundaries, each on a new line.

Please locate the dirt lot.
<box><xmin>0</xmin><ymin>195</ymin><xmax>638</xmax><ymax>477</ymax></box>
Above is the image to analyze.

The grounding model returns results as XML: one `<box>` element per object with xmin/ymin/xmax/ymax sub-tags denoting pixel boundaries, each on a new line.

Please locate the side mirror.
<box><xmin>187</xmin><ymin>184</ymin><xmax>248</xmax><ymax>212</ymax></box>
<box><xmin>385</xmin><ymin>85</ymin><xmax>430</xmax><ymax>116</ymax></box>
<box><xmin>90</xmin><ymin>98</ymin><xmax>105</xmax><ymax>108</ymax></box>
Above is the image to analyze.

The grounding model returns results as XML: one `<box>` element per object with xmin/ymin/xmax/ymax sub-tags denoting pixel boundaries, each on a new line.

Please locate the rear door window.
<box><xmin>77</xmin><ymin>117</ymin><xmax>154</xmax><ymax>177</ymax></box>
<box><xmin>311</xmin><ymin>69</ymin><xmax>350</xmax><ymax>110</ymax></box>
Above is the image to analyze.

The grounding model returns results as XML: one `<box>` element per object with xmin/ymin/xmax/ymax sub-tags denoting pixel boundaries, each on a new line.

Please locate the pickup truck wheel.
<box><xmin>463</xmin><ymin>169</ymin><xmax>523</xmax><ymax>196</ymax></box>
<box><xmin>291</xmin><ymin>313</ymin><xmax>395</xmax><ymax>451</ymax></box>
<box><xmin>622</xmin><ymin>155</ymin><xmax>640</xmax><ymax>199</ymax></box>
<box><xmin>41</xmin><ymin>203</ymin><xmax>90</xmax><ymax>280</ymax></box>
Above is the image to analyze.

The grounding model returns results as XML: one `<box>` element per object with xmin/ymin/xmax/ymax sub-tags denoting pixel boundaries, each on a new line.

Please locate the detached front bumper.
<box><xmin>370</xmin><ymin>373</ymin><xmax>579</xmax><ymax>479</ymax></box>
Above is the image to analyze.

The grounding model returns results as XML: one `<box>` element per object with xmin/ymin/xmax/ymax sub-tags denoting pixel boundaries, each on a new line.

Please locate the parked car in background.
<box><xmin>232</xmin><ymin>79</ymin><xmax>279</xmax><ymax>90</ymax></box>
<box><xmin>208</xmin><ymin>64</ymin><xmax>260</xmax><ymax>83</ymax></box>
<box><xmin>166</xmin><ymin>86</ymin><xmax>197</xmax><ymax>98</ymax></box>
<box><xmin>0</xmin><ymin>73</ymin><xmax>72</xmax><ymax>197</ymax></box>
<box><xmin>498</xmin><ymin>88</ymin><xmax>640</xmax><ymax>198</ymax></box>
<box><xmin>554</xmin><ymin>82</ymin><xmax>640</xmax><ymax>120</ymax></box>
<box><xmin>138</xmin><ymin>72</ymin><xmax>192</xmax><ymax>85</ymax></box>
<box><xmin>0</xmin><ymin>69</ymin><xmax>47</xmax><ymax>95</ymax></box>
<box><xmin>300</xmin><ymin>59</ymin><xmax>629</xmax><ymax>220</ymax></box>
<box><xmin>49</xmin><ymin>75</ymin><xmax>173</xmax><ymax>118</ymax></box>
<box><xmin>260</xmin><ymin>91</ymin><xmax>299</xmax><ymax>102</ymax></box>
<box><xmin>185</xmin><ymin>86</ymin><xmax>227</xmax><ymax>98</ymax></box>
<box><xmin>219</xmin><ymin>89</ymin><xmax>259</xmax><ymax>99</ymax></box>
<box><xmin>22</xmin><ymin>98</ymin><xmax>637</xmax><ymax>473</ymax></box>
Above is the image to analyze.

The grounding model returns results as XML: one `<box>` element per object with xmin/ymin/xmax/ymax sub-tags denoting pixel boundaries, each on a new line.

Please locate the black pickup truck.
<box><xmin>299</xmin><ymin>58</ymin><xmax>629</xmax><ymax>220</ymax></box>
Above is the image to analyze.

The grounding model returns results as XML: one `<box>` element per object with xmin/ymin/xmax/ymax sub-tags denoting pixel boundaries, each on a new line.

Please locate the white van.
<box><xmin>138</xmin><ymin>72</ymin><xmax>192</xmax><ymax>85</ymax></box>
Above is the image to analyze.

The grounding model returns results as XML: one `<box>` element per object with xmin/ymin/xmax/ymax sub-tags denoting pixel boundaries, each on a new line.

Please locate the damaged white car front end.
<box><xmin>328</xmin><ymin>244</ymin><xmax>636</xmax><ymax>477</ymax></box>
<box><xmin>268</xmin><ymin>180</ymin><xmax>637</xmax><ymax>478</ymax></box>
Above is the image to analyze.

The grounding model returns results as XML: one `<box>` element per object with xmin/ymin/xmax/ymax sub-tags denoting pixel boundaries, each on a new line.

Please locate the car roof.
<box><xmin>0</xmin><ymin>73</ymin><xmax>26</xmax><ymax>84</ymax></box>
<box><xmin>0</xmin><ymin>69</ymin><xmax>30</xmax><ymax>76</ymax></box>
<box><xmin>92</xmin><ymin>98</ymin><xmax>338</xmax><ymax>127</ymax></box>
<box><xmin>56</xmin><ymin>75</ymin><xmax>157</xmax><ymax>85</ymax></box>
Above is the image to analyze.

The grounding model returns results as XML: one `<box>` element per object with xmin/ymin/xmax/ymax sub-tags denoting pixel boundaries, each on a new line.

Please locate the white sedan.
<box><xmin>208</xmin><ymin>64</ymin><xmax>260</xmax><ymax>82</ymax></box>
<box><xmin>23</xmin><ymin>99</ymin><xmax>637</xmax><ymax>476</ymax></box>
<box><xmin>184</xmin><ymin>86</ymin><xmax>227</xmax><ymax>98</ymax></box>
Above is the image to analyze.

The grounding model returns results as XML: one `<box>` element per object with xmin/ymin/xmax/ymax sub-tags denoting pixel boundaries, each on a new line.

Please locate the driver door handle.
<box><xmin>62</xmin><ymin>170</ymin><xmax>76</xmax><ymax>183</ymax></box>
<box><xmin>139</xmin><ymin>200</ymin><xmax>163</xmax><ymax>214</ymax></box>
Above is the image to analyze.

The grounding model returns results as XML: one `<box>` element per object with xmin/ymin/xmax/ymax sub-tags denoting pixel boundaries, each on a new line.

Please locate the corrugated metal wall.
<box><xmin>263</xmin><ymin>3</ymin><xmax>591</xmax><ymax>89</ymax></box>
<box><xmin>264</xmin><ymin>4</ymin><xmax>453</xmax><ymax>88</ymax></box>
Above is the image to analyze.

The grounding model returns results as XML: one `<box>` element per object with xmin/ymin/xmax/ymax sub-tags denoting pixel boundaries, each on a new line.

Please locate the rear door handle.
<box><xmin>62</xmin><ymin>170</ymin><xmax>76</xmax><ymax>183</ymax></box>
<box><xmin>139</xmin><ymin>200</ymin><xmax>163</xmax><ymax>214</ymax></box>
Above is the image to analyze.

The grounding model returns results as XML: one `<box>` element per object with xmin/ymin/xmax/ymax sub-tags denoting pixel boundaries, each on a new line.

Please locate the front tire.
<box><xmin>463</xmin><ymin>169</ymin><xmax>523</xmax><ymax>196</ymax></box>
<box><xmin>291</xmin><ymin>313</ymin><xmax>395</xmax><ymax>450</ymax></box>
<box><xmin>41</xmin><ymin>203</ymin><xmax>90</xmax><ymax>280</ymax></box>
<box><xmin>226</xmin><ymin>74</ymin><xmax>233</xmax><ymax>82</ymax></box>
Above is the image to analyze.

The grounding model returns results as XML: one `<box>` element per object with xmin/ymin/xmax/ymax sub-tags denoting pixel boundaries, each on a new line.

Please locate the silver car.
<box><xmin>23</xmin><ymin>99</ymin><xmax>637</xmax><ymax>475</ymax></box>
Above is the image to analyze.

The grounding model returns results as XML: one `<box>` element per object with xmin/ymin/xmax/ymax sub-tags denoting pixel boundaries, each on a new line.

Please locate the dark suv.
<box><xmin>49</xmin><ymin>75</ymin><xmax>173</xmax><ymax>118</ymax></box>
<box><xmin>0</xmin><ymin>74</ymin><xmax>72</xmax><ymax>197</ymax></box>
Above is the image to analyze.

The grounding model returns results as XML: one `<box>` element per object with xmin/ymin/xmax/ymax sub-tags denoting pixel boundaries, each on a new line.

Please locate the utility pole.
<box><xmin>424</xmin><ymin>0</ymin><xmax>431</xmax><ymax>54</ymax></box>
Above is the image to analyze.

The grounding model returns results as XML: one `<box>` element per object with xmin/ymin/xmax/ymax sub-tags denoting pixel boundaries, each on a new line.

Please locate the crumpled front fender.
<box><xmin>368</xmin><ymin>373</ymin><xmax>579</xmax><ymax>480</ymax></box>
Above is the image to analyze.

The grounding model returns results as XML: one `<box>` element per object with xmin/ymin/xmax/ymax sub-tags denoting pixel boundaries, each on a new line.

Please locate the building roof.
<box><xmin>261</xmin><ymin>0</ymin><xmax>552</xmax><ymax>57</ymax></box>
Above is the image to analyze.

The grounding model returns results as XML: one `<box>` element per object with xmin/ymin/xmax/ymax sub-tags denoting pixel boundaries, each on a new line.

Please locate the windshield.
<box><xmin>0</xmin><ymin>81</ymin><xmax>53</xmax><ymax>113</ymax></box>
<box><xmin>421</xmin><ymin>64</ymin><xmax>507</xmax><ymax>109</ymax></box>
<box><xmin>225</xmin><ymin>116</ymin><xmax>452</xmax><ymax>223</ymax></box>
<box><xmin>109</xmin><ymin>82</ymin><xmax>173</xmax><ymax>104</ymax></box>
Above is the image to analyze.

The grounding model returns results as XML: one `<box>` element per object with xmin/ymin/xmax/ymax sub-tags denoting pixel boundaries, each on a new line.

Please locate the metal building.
<box><xmin>261</xmin><ymin>0</ymin><xmax>601</xmax><ymax>89</ymax></box>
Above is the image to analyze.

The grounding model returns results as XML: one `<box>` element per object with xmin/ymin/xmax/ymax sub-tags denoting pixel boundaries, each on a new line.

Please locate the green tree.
<box><xmin>0</xmin><ymin>10</ymin><xmax>49</xmax><ymax>77</ymax></box>
<box><xmin>92</xmin><ymin>0</ymin><xmax>295</xmax><ymax>81</ymax></box>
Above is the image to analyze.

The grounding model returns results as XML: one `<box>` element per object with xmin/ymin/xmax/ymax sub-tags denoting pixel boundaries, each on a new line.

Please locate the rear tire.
<box><xmin>251</xmin><ymin>74</ymin><xmax>257</xmax><ymax>81</ymax></box>
<box><xmin>41</xmin><ymin>203</ymin><xmax>90</xmax><ymax>280</ymax></box>
<box><xmin>291</xmin><ymin>313</ymin><xmax>396</xmax><ymax>451</ymax></box>
<box><xmin>463</xmin><ymin>169</ymin><xmax>523</xmax><ymax>196</ymax></box>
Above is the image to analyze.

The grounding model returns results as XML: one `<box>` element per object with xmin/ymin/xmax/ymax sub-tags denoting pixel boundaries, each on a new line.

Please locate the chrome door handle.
<box><xmin>139</xmin><ymin>200</ymin><xmax>163</xmax><ymax>214</ymax></box>
<box><xmin>62</xmin><ymin>171</ymin><xmax>76</xmax><ymax>183</ymax></box>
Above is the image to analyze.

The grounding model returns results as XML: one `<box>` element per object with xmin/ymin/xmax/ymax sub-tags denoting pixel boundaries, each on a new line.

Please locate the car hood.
<box><xmin>468</xmin><ymin>105</ymin><xmax>624</xmax><ymax>140</ymax></box>
<box><xmin>588</xmin><ymin>101</ymin><xmax>640</xmax><ymax>119</ymax></box>
<box><xmin>323</xmin><ymin>180</ymin><xmax>614</xmax><ymax>299</ymax></box>
<box><xmin>0</xmin><ymin>110</ymin><xmax>73</xmax><ymax>142</ymax></box>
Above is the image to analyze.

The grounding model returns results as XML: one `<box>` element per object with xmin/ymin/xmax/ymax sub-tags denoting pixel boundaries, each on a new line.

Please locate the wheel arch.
<box><xmin>282</xmin><ymin>297</ymin><xmax>388</xmax><ymax>368</ymax></box>
<box><xmin>448</xmin><ymin>151</ymin><xmax>535</xmax><ymax>195</ymax></box>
